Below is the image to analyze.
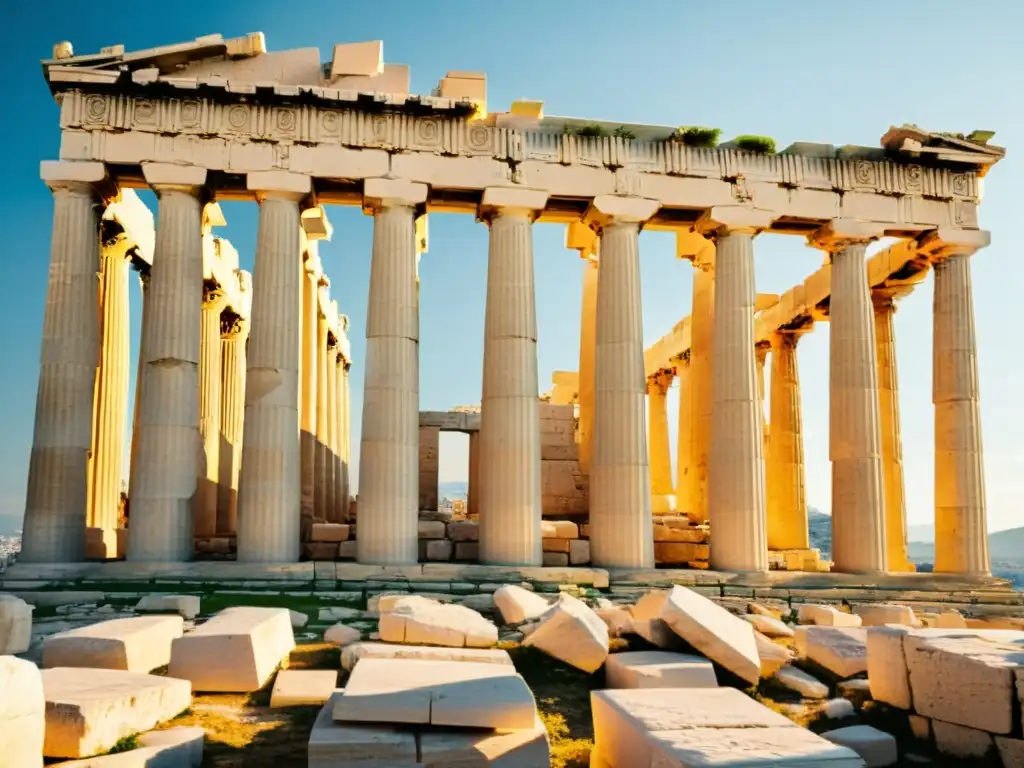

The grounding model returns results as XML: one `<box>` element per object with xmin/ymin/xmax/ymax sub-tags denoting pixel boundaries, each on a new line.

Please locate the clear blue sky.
<box><xmin>2</xmin><ymin>1</ymin><xmax>1022</xmax><ymax>535</ymax></box>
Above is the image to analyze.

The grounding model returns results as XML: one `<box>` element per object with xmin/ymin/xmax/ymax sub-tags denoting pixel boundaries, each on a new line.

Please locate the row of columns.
<box><xmin>634</xmin><ymin>217</ymin><xmax>990</xmax><ymax>575</ymax></box>
<box><xmin>21</xmin><ymin>161</ymin><xmax>990</xmax><ymax>576</ymax></box>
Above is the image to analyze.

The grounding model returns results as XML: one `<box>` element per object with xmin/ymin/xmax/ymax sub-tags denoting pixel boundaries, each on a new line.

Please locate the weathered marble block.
<box><xmin>0</xmin><ymin>656</ymin><xmax>45</xmax><ymax>768</ymax></box>
<box><xmin>137</xmin><ymin>726</ymin><xmax>205</xmax><ymax>767</ymax></box>
<box><xmin>418</xmin><ymin>713</ymin><xmax>550</xmax><ymax>766</ymax></box>
<box><xmin>493</xmin><ymin>584</ymin><xmax>550</xmax><ymax>625</ymax></box>
<box><xmin>340</xmin><ymin>641</ymin><xmax>513</xmax><ymax>672</ymax></box>
<box><xmin>41</xmin><ymin>667</ymin><xmax>191</xmax><ymax>758</ymax></box>
<box><xmin>0</xmin><ymin>593</ymin><xmax>33</xmax><ymax>654</ymax></box>
<box><xmin>523</xmin><ymin>593</ymin><xmax>609</xmax><ymax>673</ymax></box>
<box><xmin>43</xmin><ymin>616</ymin><xmax>185</xmax><ymax>673</ymax></box>
<box><xmin>377</xmin><ymin>596</ymin><xmax>497</xmax><ymax>648</ymax></box>
<box><xmin>309</xmin><ymin>693</ymin><xmax>418</xmax><ymax>768</ymax></box>
<box><xmin>135</xmin><ymin>594</ymin><xmax>200</xmax><ymax>620</ymax></box>
<box><xmin>797</xmin><ymin>625</ymin><xmax>869</xmax><ymax>678</ymax></box>
<box><xmin>269</xmin><ymin>669</ymin><xmax>338</xmax><ymax>708</ymax></box>
<box><xmin>333</xmin><ymin>658</ymin><xmax>536</xmax><ymax>730</ymax></box>
<box><xmin>605</xmin><ymin>651</ymin><xmax>717</xmax><ymax>690</ymax></box>
<box><xmin>168</xmin><ymin>606</ymin><xmax>295</xmax><ymax>692</ymax></box>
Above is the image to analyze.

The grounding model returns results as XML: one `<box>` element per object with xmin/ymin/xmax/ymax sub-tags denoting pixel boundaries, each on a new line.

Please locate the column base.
<box><xmin>651</xmin><ymin>494</ymin><xmax>677</xmax><ymax>515</ymax></box>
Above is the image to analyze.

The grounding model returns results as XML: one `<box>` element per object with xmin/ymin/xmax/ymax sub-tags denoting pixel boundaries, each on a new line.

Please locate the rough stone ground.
<box><xmin>29</xmin><ymin>589</ymin><xmax>1014</xmax><ymax>767</ymax></box>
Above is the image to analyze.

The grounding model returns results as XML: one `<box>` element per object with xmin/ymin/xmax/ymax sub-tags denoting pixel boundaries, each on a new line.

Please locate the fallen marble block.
<box><xmin>595</xmin><ymin>606</ymin><xmax>634</xmax><ymax>637</ymax></box>
<box><xmin>418</xmin><ymin>713</ymin><xmax>550</xmax><ymax>766</ymax></box>
<box><xmin>822</xmin><ymin>724</ymin><xmax>898</xmax><ymax>767</ymax></box>
<box><xmin>378</xmin><ymin>596</ymin><xmax>497</xmax><ymax>648</ymax></box>
<box><xmin>168</xmin><ymin>606</ymin><xmax>295</xmax><ymax>692</ymax></box>
<box><xmin>318</xmin><ymin>606</ymin><xmax>362</xmax><ymax>622</ymax></box>
<box><xmin>43</xmin><ymin>616</ymin><xmax>184</xmax><ymax>673</ymax></box>
<box><xmin>742</xmin><ymin>613</ymin><xmax>794</xmax><ymax>638</ymax></box>
<box><xmin>523</xmin><ymin>593</ymin><xmax>609</xmax><ymax>673</ymax></box>
<box><xmin>774</xmin><ymin>665</ymin><xmax>829</xmax><ymax>699</ymax></box>
<box><xmin>660</xmin><ymin>585</ymin><xmax>760</xmax><ymax>685</ymax></box>
<box><xmin>310</xmin><ymin>692</ymin><xmax>418</xmax><ymax>768</ymax></box>
<box><xmin>865</xmin><ymin>625</ymin><xmax>912</xmax><ymax>709</ymax></box>
<box><xmin>136</xmin><ymin>726</ymin><xmax>205</xmax><ymax>767</ymax></box>
<box><xmin>822</xmin><ymin>697</ymin><xmax>856</xmax><ymax>720</ymax></box>
<box><xmin>932</xmin><ymin>719</ymin><xmax>996</xmax><ymax>760</ymax></box>
<box><xmin>41</xmin><ymin>667</ymin><xmax>191</xmax><ymax>758</ymax></box>
<box><xmin>591</xmin><ymin>687</ymin><xmax>862</xmax><ymax>767</ymax></box>
<box><xmin>333</xmin><ymin>658</ymin><xmax>536</xmax><ymax>730</ymax></box>
<box><xmin>799</xmin><ymin>626</ymin><xmax>869</xmax><ymax>678</ymax></box>
<box><xmin>0</xmin><ymin>656</ymin><xmax>45</xmax><ymax>768</ymax></box>
<box><xmin>134</xmin><ymin>595</ymin><xmax>200</xmax><ymax>620</ymax></box>
<box><xmin>798</xmin><ymin>604</ymin><xmax>863</xmax><ymax>627</ymax></box>
<box><xmin>493</xmin><ymin>584</ymin><xmax>550</xmax><ymax>625</ymax></box>
<box><xmin>340</xmin><ymin>641</ymin><xmax>513</xmax><ymax>672</ymax></box>
<box><xmin>324</xmin><ymin>623</ymin><xmax>361</xmax><ymax>647</ymax></box>
<box><xmin>605</xmin><ymin>651</ymin><xmax>717</xmax><ymax>690</ymax></box>
<box><xmin>754</xmin><ymin>631</ymin><xmax>793</xmax><ymax>677</ymax></box>
<box><xmin>852</xmin><ymin>604</ymin><xmax>919</xmax><ymax>628</ymax></box>
<box><xmin>0</xmin><ymin>593</ymin><xmax>33</xmax><ymax>654</ymax></box>
<box><xmin>269</xmin><ymin>669</ymin><xmax>338</xmax><ymax>708</ymax></box>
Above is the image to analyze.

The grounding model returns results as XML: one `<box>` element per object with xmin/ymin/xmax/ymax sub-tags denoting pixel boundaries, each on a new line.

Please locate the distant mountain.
<box><xmin>438</xmin><ymin>481</ymin><xmax>468</xmax><ymax>501</ymax></box>
<box><xmin>908</xmin><ymin>526</ymin><xmax>1024</xmax><ymax>563</ymax></box>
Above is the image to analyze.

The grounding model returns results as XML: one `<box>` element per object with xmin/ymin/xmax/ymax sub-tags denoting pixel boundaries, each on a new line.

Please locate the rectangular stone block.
<box><xmin>303</xmin><ymin>542</ymin><xmax>340</xmax><ymax>561</ymax></box>
<box><xmin>0</xmin><ymin>657</ymin><xmax>44</xmax><ymax>768</ymax></box>
<box><xmin>455</xmin><ymin>542</ymin><xmax>479</xmax><ymax>561</ymax></box>
<box><xmin>338</xmin><ymin>541</ymin><xmax>357</xmax><ymax>560</ymax></box>
<box><xmin>543</xmin><ymin>538</ymin><xmax>570</xmax><ymax>553</ymax></box>
<box><xmin>168</xmin><ymin>607</ymin><xmax>295</xmax><ymax>692</ymax></box>
<box><xmin>333</xmin><ymin>659</ymin><xmax>534</xmax><ymax>729</ymax></box>
<box><xmin>799</xmin><ymin>626</ymin><xmax>868</xmax><ymax>678</ymax></box>
<box><xmin>426</xmin><ymin>539</ymin><xmax>453</xmax><ymax>561</ymax></box>
<box><xmin>447</xmin><ymin>521</ymin><xmax>479</xmax><ymax>541</ymax></box>
<box><xmin>654</xmin><ymin>542</ymin><xmax>710</xmax><ymax>563</ymax></box>
<box><xmin>309</xmin><ymin>692</ymin><xmax>418</xmax><ymax>768</ymax></box>
<box><xmin>650</xmin><ymin>726</ymin><xmax>866</xmax><ymax>767</ymax></box>
<box><xmin>418</xmin><ymin>520</ymin><xmax>446</xmax><ymax>539</ymax></box>
<box><xmin>541</xmin><ymin>520</ymin><xmax>580</xmax><ymax>539</ymax></box>
<box><xmin>543</xmin><ymin>552</ymin><xmax>569</xmax><ymax>567</ymax></box>
<box><xmin>43</xmin><ymin>616</ymin><xmax>184</xmax><ymax>674</ymax></box>
<box><xmin>418</xmin><ymin>714</ymin><xmax>550</xmax><ymax>765</ymax></box>
<box><xmin>41</xmin><ymin>668</ymin><xmax>191</xmax><ymax>759</ymax></box>
<box><xmin>569</xmin><ymin>539</ymin><xmax>591</xmax><ymax>565</ymax></box>
<box><xmin>311</xmin><ymin>524</ymin><xmax>350</xmax><ymax>542</ymax></box>
<box><xmin>652</xmin><ymin>525</ymin><xmax>708</xmax><ymax>543</ymax></box>
<box><xmin>605</xmin><ymin>651</ymin><xmax>717</xmax><ymax>690</ymax></box>
<box><xmin>340</xmin><ymin>642</ymin><xmax>513</xmax><ymax>672</ymax></box>
<box><xmin>269</xmin><ymin>669</ymin><xmax>338</xmax><ymax>708</ymax></box>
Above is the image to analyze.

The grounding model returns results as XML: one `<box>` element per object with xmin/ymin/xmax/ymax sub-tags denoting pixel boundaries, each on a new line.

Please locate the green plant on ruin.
<box><xmin>612</xmin><ymin>125</ymin><xmax>636</xmax><ymax>141</ymax></box>
<box><xmin>670</xmin><ymin>126</ymin><xmax>721</xmax><ymax>148</ymax></box>
<box><xmin>733</xmin><ymin>134</ymin><xmax>777</xmax><ymax>154</ymax></box>
<box><xmin>574</xmin><ymin>123</ymin><xmax>606</xmax><ymax>138</ymax></box>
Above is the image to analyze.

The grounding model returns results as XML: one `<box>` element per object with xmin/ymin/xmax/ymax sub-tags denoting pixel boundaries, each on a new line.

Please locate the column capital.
<box><xmin>566</xmin><ymin>220</ymin><xmax>598</xmax><ymax>260</ymax></box>
<box><xmin>872</xmin><ymin>287</ymin><xmax>900</xmax><ymax>312</ymax></box>
<box><xmin>770</xmin><ymin>324</ymin><xmax>812</xmax><ymax>348</ymax></box>
<box><xmin>916</xmin><ymin>228</ymin><xmax>990</xmax><ymax>261</ymax></box>
<box><xmin>478</xmin><ymin>186</ymin><xmax>548</xmax><ymax>222</ymax></box>
<box><xmin>647</xmin><ymin>369</ymin><xmax>674</xmax><ymax>395</ymax></box>
<box><xmin>142</xmin><ymin>163</ymin><xmax>208</xmax><ymax>195</ymax></box>
<box><xmin>676</xmin><ymin>228</ymin><xmax>715</xmax><ymax>267</ymax></box>
<box><xmin>695</xmin><ymin>206</ymin><xmax>774</xmax><ymax>237</ymax></box>
<box><xmin>220</xmin><ymin>309</ymin><xmax>248</xmax><ymax>340</ymax></box>
<box><xmin>362</xmin><ymin>177</ymin><xmax>427</xmax><ymax>214</ymax></box>
<box><xmin>808</xmin><ymin>218</ymin><xmax>886</xmax><ymax>253</ymax></box>
<box><xmin>584</xmin><ymin>195</ymin><xmax>659</xmax><ymax>231</ymax></box>
<box><xmin>202</xmin><ymin>283</ymin><xmax>227</xmax><ymax>310</ymax></box>
<box><xmin>41</xmin><ymin>160</ymin><xmax>115</xmax><ymax>200</ymax></box>
<box><xmin>246</xmin><ymin>171</ymin><xmax>311</xmax><ymax>202</ymax></box>
<box><xmin>755</xmin><ymin>343</ymin><xmax>770</xmax><ymax>364</ymax></box>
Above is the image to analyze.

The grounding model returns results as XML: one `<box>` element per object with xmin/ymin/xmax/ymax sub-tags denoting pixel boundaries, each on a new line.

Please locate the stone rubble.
<box><xmin>605</xmin><ymin>650</ymin><xmax>717</xmax><ymax>690</ymax></box>
<box><xmin>821</xmin><ymin>725</ymin><xmax>898</xmax><ymax>767</ymax></box>
<box><xmin>269</xmin><ymin>669</ymin><xmax>338</xmax><ymax>708</ymax></box>
<box><xmin>0</xmin><ymin>594</ymin><xmax>34</xmax><ymax>654</ymax></box>
<box><xmin>523</xmin><ymin>593</ymin><xmax>609</xmax><ymax>672</ymax></box>
<box><xmin>340</xmin><ymin>641</ymin><xmax>513</xmax><ymax>672</ymax></box>
<box><xmin>774</xmin><ymin>665</ymin><xmax>829</xmax><ymax>699</ymax></box>
<box><xmin>377</xmin><ymin>596</ymin><xmax>497</xmax><ymax>648</ymax></box>
<box><xmin>134</xmin><ymin>595</ymin><xmax>200</xmax><ymax>620</ymax></box>
<box><xmin>492</xmin><ymin>584</ymin><xmax>550</xmax><ymax>625</ymax></box>
<box><xmin>0</xmin><ymin>656</ymin><xmax>45</xmax><ymax>768</ymax></box>
<box><xmin>798</xmin><ymin>626</ymin><xmax>869</xmax><ymax>678</ymax></box>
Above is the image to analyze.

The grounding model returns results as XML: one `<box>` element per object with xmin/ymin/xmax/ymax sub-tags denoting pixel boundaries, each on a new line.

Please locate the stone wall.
<box><xmin>539</xmin><ymin>403</ymin><xmax>589</xmax><ymax>517</ymax></box>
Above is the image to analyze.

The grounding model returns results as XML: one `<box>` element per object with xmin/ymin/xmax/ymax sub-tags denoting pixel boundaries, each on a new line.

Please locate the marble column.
<box><xmin>921</xmin><ymin>230</ymin><xmax>990</xmax><ymax>575</ymax></box>
<box><xmin>577</xmin><ymin>257</ymin><xmax>599</xmax><ymax>476</ymax></box>
<box><xmin>236</xmin><ymin>172</ymin><xmax>309</xmax><ymax>563</ymax></box>
<box><xmin>336</xmin><ymin>358</ymin><xmax>351</xmax><ymax>520</ymax></box>
<box><xmin>195</xmin><ymin>284</ymin><xmax>226</xmax><ymax>538</ymax></box>
<box><xmin>89</xmin><ymin>237</ymin><xmax>131</xmax><ymax>546</ymax></box>
<box><xmin>127</xmin><ymin>269</ymin><xmax>150</xmax><ymax>523</ymax></box>
<box><xmin>699</xmin><ymin>207</ymin><xmax>772</xmax><ymax>573</ymax></box>
<box><xmin>325</xmin><ymin>343</ymin><xmax>339</xmax><ymax>522</ymax></box>
<box><xmin>688</xmin><ymin>253</ymin><xmax>715</xmax><ymax>523</ymax></box>
<box><xmin>587</xmin><ymin>195</ymin><xmax>658</xmax><ymax>568</ymax></box>
<box><xmin>127</xmin><ymin>164</ymin><xmax>206</xmax><ymax>563</ymax></box>
<box><xmin>755</xmin><ymin>344</ymin><xmax>770</xmax><ymax>454</ymax></box>
<box><xmin>299</xmin><ymin>252</ymin><xmax>319</xmax><ymax>532</ymax></box>
<box><xmin>873</xmin><ymin>292</ymin><xmax>913</xmax><ymax>572</ymax></box>
<box><xmin>314</xmin><ymin>299</ymin><xmax>329</xmax><ymax>521</ymax></box>
<box><xmin>356</xmin><ymin>179</ymin><xmax>426</xmax><ymax>564</ymax></box>
<box><xmin>812</xmin><ymin>220</ymin><xmax>887</xmax><ymax>574</ymax></box>
<box><xmin>467</xmin><ymin>430</ymin><xmax>480</xmax><ymax>518</ymax></box>
<box><xmin>477</xmin><ymin>187</ymin><xmax>547</xmax><ymax>566</ymax></box>
<box><xmin>21</xmin><ymin>161</ymin><xmax>105</xmax><ymax>563</ymax></box>
<box><xmin>766</xmin><ymin>329</ymin><xmax>809</xmax><ymax>551</ymax></box>
<box><xmin>217</xmin><ymin>312</ymin><xmax>248</xmax><ymax>535</ymax></box>
<box><xmin>647</xmin><ymin>371</ymin><xmax>676</xmax><ymax>515</ymax></box>
<box><xmin>674</xmin><ymin>354</ymin><xmax>692</xmax><ymax>517</ymax></box>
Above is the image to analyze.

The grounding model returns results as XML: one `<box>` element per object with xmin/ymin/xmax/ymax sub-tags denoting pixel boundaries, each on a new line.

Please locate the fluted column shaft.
<box><xmin>707</xmin><ymin>229</ymin><xmax>767</xmax><ymax>572</ymax></box>
<box><xmin>577</xmin><ymin>258</ymin><xmax>599</xmax><ymax>475</ymax></box>
<box><xmin>647</xmin><ymin>372</ymin><xmax>675</xmax><ymax>515</ymax></box>
<box><xmin>467</xmin><ymin>430</ymin><xmax>480</xmax><ymax>518</ymax></box>
<box><xmin>357</xmin><ymin>190</ymin><xmax>422</xmax><ymax>565</ymax></box>
<box><xmin>217</xmin><ymin>320</ymin><xmax>247</xmax><ymax>535</ymax></box>
<box><xmin>933</xmin><ymin>253</ymin><xmax>988</xmax><ymax>574</ymax></box>
<box><xmin>828</xmin><ymin>241</ymin><xmax>887</xmax><ymax>574</ymax></box>
<box><xmin>325</xmin><ymin>345</ymin><xmax>339</xmax><ymax>522</ymax></box>
<box><xmin>21</xmin><ymin>178</ymin><xmax>102</xmax><ymax>562</ymax></box>
<box><xmin>478</xmin><ymin>205</ymin><xmax>542</xmax><ymax>566</ymax></box>
<box><xmin>766</xmin><ymin>330</ymin><xmax>809</xmax><ymax>550</ymax></box>
<box><xmin>688</xmin><ymin>259</ymin><xmax>715</xmax><ymax>523</ymax></box>
<box><xmin>756</xmin><ymin>344</ymin><xmax>769</xmax><ymax>454</ymax></box>
<box><xmin>589</xmin><ymin>210</ymin><xmax>654</xmax><ymax>568</ymax></box>
<box><xmin>128</xmin><ymin>179</ymin><xmax>205</xmax><ymax>563</ymax></box>
<box><xmin>299</xmin><ymin>261</ymin><xmax>318</xmax><ymax>531</ymax></box>
<box><xmin>675</xmin><ymin>355</ymin><xmax>692</xmax><ymax>516</ymax></box>
<box><xmin>196</xmin><ymin>286</ymin><xmax>225</xmax><ymax>537</ymax></box>
<box><xmin>237</xmin><ymin>190</ymin><xmax>305</xmax><ymax>562</ymax></box>
<box><xmin>337</xmin><ymin>360</ymin><xmax>351</xmax><ymax>520</ymax></box>
<box><xmin>89</xmin><ymin>247</ymin><xmax>130</xmax><ymax>538</ymax></box>
<box><xmin>127</xmin><ymin>270</ymin><xmax>150</xmax><ymax>523</ymax></box>
<box><xmin>314</xmin><ymin>308</ymin><xmax>329</xmax><ymax>521</ymax></box>
<box><xmin>874</xmin><ymin>296</ymin><xmax>913</xmax><ymax>571</ymax></box>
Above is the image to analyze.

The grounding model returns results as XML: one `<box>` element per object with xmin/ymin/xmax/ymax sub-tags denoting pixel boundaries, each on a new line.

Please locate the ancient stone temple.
<box><xmin>23</xmin><ymin>32</ymin><xmax>1003</xmax><ymax>576</ymax></box>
